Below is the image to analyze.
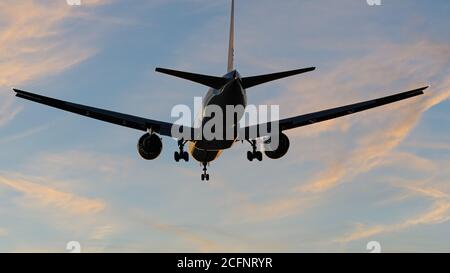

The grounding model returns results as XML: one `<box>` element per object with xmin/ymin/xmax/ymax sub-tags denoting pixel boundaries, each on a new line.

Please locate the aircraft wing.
<box><xmin>240</xmin><ymin>86</ymin><xmax>428</xmax><ymax>139</ymax></box>
<box><xmin>13</xmin><ymin>89</ymin><xmax>194</xmax><ymax>138</ymax></box>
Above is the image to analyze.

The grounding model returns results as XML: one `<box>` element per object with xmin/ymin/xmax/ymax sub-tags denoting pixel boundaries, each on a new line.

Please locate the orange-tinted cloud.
<box><xmin>0</xmin><ymin>0</ymin><xmax>110</xmax><ymax>127</ymax></box>
<box><xmin>232</xmin><ymin>40</ymin><xmax>450</xmax><ymax>223</ymax></box>
<box><xmin>151</xmin><ymin>221</ymin><xmax>223</xmax><ymax>252</ymax></box>
<box><xmin>294</xmin><ymin>41</ymin><xmax>450</xmax><ymax>193</ymax></box>
<box><xmin>335</xmin><ymin>184</ymin><xmax>450</xmax><ymax>243</ymax></box>
<box><xmin>0</xmin><ymin>175</ymin><xmax>105</xmax><ymax>215</ymax></box>
<box><xmin>0</xmin><ymin>228</ymin><xmax>8</xmax><ymax>236</ymax></box>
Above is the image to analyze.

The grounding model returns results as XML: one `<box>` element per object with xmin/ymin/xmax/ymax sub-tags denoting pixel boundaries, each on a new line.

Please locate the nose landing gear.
<box><xmin>174</xmin><ymin>139</ymin><xmax>189</xmax><ymax>162</ymax></box>
<box><xmin>246</xmin><ymin>140</ymin><xmax>263</xmax><ymax>161</ymax></box>
<box><xmin>201</xmin><ymin>162</ymin><xmax>210</xmax><ymax>181</ymax></box>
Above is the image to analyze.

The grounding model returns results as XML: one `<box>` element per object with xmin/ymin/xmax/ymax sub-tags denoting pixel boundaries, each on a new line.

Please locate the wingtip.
<box><xmin>419</xmin><ymin>85</ymin><xmax>430</xmax><ymax>94</ymax></box>
<box><xmin>298</xmin><ymin>66</ymin><xmax>316</xmax><ymax>73</ymax></box>
<box><xmin>12</xmin><ymin>88</ymin><xmax>32</xmax><ymax>98</ymax></box>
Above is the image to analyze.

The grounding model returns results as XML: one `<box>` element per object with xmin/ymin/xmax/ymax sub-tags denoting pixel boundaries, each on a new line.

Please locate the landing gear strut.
<box><xmin>247</xmin><ymin>140</ymin><xmax>263</xmax><ymax>162</ymax></box>
<box><xmin>174</xmin><ymin>139</ymin><xmax>189</xmax><ymax>162</ymax></box>
<box><xmin>201</xmin><ymin>162</ymin><xmax>210</xmax><ymax>181</ymax></box>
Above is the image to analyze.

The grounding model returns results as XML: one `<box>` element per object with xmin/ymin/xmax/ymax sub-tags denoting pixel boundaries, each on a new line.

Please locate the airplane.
<box><xmin>13</xmin><ymin>0</ymin><xmax>427</xmax><ymax>181</ymax></box>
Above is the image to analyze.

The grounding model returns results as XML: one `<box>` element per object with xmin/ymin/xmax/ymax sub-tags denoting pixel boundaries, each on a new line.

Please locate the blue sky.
<box><xmin>0</xmin><ymin>0</ymin><xmax>449</xmax><ymax>252</ymax></box>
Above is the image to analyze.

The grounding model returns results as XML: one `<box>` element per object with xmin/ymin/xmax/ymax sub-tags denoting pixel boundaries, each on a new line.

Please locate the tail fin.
<box><xmin>241</xmin><ymin>67</ymin><xmax>316</xmax><ymax>89</ymax></box>
<box><xmin>227</xmin><ymin>0</ymin><xmax>235</xmax><ymax>72</ymax></box>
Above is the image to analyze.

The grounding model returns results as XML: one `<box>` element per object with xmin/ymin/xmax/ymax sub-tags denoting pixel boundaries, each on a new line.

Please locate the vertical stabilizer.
<box><xmin>227</xmin><ymin>0</ymin><xmax>235</xmax><ymax>72</ymax></box>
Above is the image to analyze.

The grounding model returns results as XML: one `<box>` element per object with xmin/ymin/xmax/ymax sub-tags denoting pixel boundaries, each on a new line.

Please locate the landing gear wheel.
<box><xmin>246</xmin><ymin>140</ymin><xmax>263</xmax><ymax>162</ymax></box>
<box><xmin>255</xmin><ymin>151</ymin><xmax>263</xmax><ymax>161</ymax></box>
<box><xmin>247</xmin><ymin>151</ymin><xmax>254</xmax><ymax>161</ymax></box>
<box><xmin>182</xmin><ymin>151</ymin><xmax>189</xmax><ymax>162</ymax></box>
<box><xmin>201</xmin><ymin>162</ymin><xmax>210</xmax><ymax>181</ymax></box>
<box><xmin>175</xmin><ymin>139</ymin><xmax>189</xmax><ymax>162</ymax></box>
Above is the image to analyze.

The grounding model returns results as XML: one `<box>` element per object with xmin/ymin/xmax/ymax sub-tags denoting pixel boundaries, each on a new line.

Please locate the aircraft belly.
<box><xmin>189</xmin><ymin>142</ymin><xmax>223</xmax><ymax>163</ymax></box>
<box><xmin>195</xmin><ymin>139</ymin><xmax>235</xmax><ymax>150</ymax></box>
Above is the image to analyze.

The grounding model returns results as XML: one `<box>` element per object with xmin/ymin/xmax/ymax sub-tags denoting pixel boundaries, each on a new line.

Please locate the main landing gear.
<box><xmin>174</xmin><ymin>139</ymin><xmax>189</xmax><ymax>162</ymax></box>
<box><xmin>201</xmin><ymin>162</ymin><xmax>210</xmax><ymax>181</ymax></box>
<box><xmin>247</xmin><ymin>140</ymin><xmax>263</xmax><ymax>162</ymax></box>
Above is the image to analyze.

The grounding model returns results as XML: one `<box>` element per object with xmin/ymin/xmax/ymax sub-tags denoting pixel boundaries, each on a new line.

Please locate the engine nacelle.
<box><xmin>264</xmin><ymin>132</ymin><xmax>290</xmax><ymax>160</ymax></box>
<box><xmin>137</xmin><ymin>133</ymin><xmax>162</xmax><ymax>160</ymax></box>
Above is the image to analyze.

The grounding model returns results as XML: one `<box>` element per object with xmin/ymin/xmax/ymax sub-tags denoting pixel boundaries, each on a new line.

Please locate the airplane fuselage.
<box><xmin>189</xmin><ymin>70</ymin><xmax>247</xmax><ymax>163</ymax></box>
<box><xmin>12</xmin><ymin>0</ymin><xmax>427</xmax><ymax>183</ymax></box>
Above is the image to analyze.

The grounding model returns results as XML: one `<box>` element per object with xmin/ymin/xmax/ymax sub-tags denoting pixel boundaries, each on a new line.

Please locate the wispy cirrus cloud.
<box><xmin>0</xmin><ymin>0</ymin><xmax>448</xmax><ymax>253</ymax></box>
<box><xmin>287</xmin><ymin>41</ymin><xmax>450</xmax><ymax>194</ymax></box>
<box><xmin>90</xmin><ymin>224</ymin><xmax>116</xmax><ymax>240</ymax></box>
<box><xmin>230</xmin><ymin>40</ymin><xmax>450</xmax><ymax>223</ymax></box>
<box><xmin>150</xmin><ymin>221</ymin><xmax>223</xmax><ymax>252</ymax></box>
<box><xmin>0</xmin><ymin>228</ymin><xmax>8</xmax><ymax>236</ymax></box>
<box><xmin>0</xmin><ymin>0</ymin><xmax>111</xmax><ymax>127</ymax></box>
<box><xmin>26</xmin><ymin>150</ymin><xmax>133</xmax><ymax>177</ymax></box>
<box><xmin>145</xmin><ymin>220</ymin><xmax>279</xmax><ymax>253</ymax></box>
<box><xmin>335</xmin><ymin>183</ymin><xmax>450</xmax><ymax>243</ymax></box>
<box><xmin>0</xmin><ymin>1</ymin><xmax>91</xmax><ymax>87</ymax></box>
<box><xmin>298</xmin><ymin>81</ymin><xmax>450</xmax><ymax>194</ymax></box>
<box><xmin>0</xmin><ymin>175</ymin><xmax>105</xmax><ymax>215</ymax></box>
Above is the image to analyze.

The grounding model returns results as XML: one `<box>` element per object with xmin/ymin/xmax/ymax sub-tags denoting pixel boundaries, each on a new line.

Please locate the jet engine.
<box><xmin>137</xmin><ymin>133</ymin><xmax>162</xmax><ymax>160</ymax></box>
<box><xmin>264</xmin><ymin>132</ymin><xmax>290</xmax><ymax>159</ymax></box>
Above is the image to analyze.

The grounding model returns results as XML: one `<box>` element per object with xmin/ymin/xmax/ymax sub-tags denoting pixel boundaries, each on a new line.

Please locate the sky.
<box><xmin>0</xmin><ymin>0</ymin><xmax>449</xmax><ymax>252</ymax></box>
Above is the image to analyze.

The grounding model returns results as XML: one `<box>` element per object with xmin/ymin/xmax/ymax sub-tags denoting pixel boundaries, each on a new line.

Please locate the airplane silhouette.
<box><xmin>13</xmin><ymin>0</ymin><xmax>427</xmax><ymax>181</ymax></box>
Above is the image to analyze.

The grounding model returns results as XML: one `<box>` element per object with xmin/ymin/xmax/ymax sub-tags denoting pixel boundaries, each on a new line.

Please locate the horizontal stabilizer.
<box><xmin>155</xmin><ymin>68</ymin><xmax>228</xmax><ymax>89</ymax></box>
<box><xmin>241</xmin><ymin>67</ymin><xmax>316</xmax><ymax>89</ymax></box>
